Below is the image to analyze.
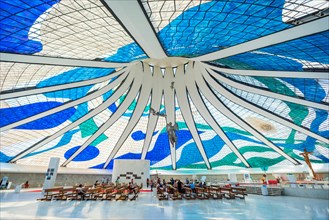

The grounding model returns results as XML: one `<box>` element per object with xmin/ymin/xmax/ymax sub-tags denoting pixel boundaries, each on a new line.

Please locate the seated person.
<box><xmin>185</xmin><ymin>178</ymin><xmax>189</xmax><ymax>184</ymax></box>
<box><xmin>190</xmin><ymin>182</ymin><xmax>196</xmax><ymax>193</ymax></box>
<box><xmin>224</xmin><ymin>183</ymin><xmax>231</xmax><ymax>188</ymax></box>
<box><xmin>128</xmin><ymin>182</ymin><xmax>137</xmax><ymax>195</ymax></box>
<box><xmin>93</xmin><ymin>180</ymin><xmax>99</xmax><ymax>188</ymax></box>
<box><xmin>170</xmin><ymin>178</ymin><xmax>174</xmax><ymax>186</ymax></box>
<box><xmin>173</xmin><ymin>180</ymin><xmax>178</xmax><ymax>188</ymax></box>
<box><xmin>76</xmin><ymin>184</ymin><xmax>86</xmax><ymax>200</ymax></box>
<box><xmin>162</xmin><ymin>179</ymin><xmax>167</xmax><ymax>187</ymax></box>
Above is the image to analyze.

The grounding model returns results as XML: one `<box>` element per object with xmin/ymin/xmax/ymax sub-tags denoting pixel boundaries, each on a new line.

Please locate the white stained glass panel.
<box><xmin>34</xmin><ymin>0</ymin><xmax>139</xmax><ymax>60</ymax></box>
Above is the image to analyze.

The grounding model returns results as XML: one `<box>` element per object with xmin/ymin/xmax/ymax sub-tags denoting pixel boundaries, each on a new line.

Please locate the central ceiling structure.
<box><xmin>0</xmin><ymin>0</ymin><xmax>328</xmax><ymax>171</ymax></box>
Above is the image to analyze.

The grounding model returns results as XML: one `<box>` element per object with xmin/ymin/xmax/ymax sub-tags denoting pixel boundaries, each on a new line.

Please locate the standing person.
<box><xmin>146</xmin><ymin>178</ymin><xmax>150</xmax><ymax>188</ymax></box>
<box><xmin>261</xmin><ymin>174</ymin><xmax>267</xmax><ymax>184</ymax></box>
<box><xmin>115</xmin><ymin>177</ymin><xmax>120</xmax><ymax>186</ymax></box>
<box><xmin>150</xmin><ymin>179</ymin><xmax>154</xmax><ymax>191</ymax></box>
<box><xmin>177</xmin><ymin>179</ymin><xmax>183</xmax><ymax>193</ymax></box>
<box><xmin>24</xmin><ymin>181</ymin><xmax>29</xmax><ymax>188</ymax></box>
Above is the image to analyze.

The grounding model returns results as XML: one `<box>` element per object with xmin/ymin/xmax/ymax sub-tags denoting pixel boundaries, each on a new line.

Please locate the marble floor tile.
<box><xmin>0</xmin><ymin>190</ymin><xmax>328</xmax><ymax>220</ymax></box>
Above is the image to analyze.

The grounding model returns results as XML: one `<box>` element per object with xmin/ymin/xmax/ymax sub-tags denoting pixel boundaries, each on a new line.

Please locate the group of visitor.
<box><xmin>145</xmin><ymin>177</ymin><xmax>207</xmax><ymax>194</ymax></box>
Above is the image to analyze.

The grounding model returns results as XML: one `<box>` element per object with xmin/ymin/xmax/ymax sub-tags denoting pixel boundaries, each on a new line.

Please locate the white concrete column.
<box><xmin>42</xmin><ymin>157</ymin><xmax>60</xmax><ymax>193</ymax></box>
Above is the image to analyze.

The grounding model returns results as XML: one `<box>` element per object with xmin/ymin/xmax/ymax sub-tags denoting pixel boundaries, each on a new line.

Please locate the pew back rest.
<box><xmin>44</xmin><ymin>187</ymin><xmax>63</xmax><ymax>194</ymax></box>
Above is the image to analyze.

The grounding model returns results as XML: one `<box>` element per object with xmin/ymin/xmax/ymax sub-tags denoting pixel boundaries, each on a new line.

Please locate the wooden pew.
<box><xmin>183</xmin><ymin>187</ymin><xmax>196</xmax><ymax>200</ymax></box>
<box><xmin>54</xmin><ymin>187</ymin><xmax>77</xmax><ymax>200</ymax></box>
<box><xmin>127</xmin><ymin>185</ymin><xmax>139</xmax><ymax>201</ymax></box>
<box><xmin>93</xmin><ymin>187</ymin><xmax>112</xmax><ymax>200</ymax></box>
<box><xmin>170</xmin><ymin>187</ymin><xmax>182</xmax><ymax>200</ymax></box>
<box><xmin>115</xmin><ymin>187</ymin><xmax>129</xmax><ymax>201</ymax></box>
<box><xmin>85</xmin><ymin>187</ymin><xmax>101</xmax><ymax>200</ymax></box>
<box><xmin>195</xmin><ymin>187</ymin><xmax>209</xmax><ymax>200</ymax></box>
<box><xmin>38</xmin><ymin>187</ymin><xmax>63</xmax><ymax>201</ymax></box>
<box><xmin>231</xmin><ymin>187</ymin><xmax>247</xmax><ymax>199</ymax></box>
<box><xmin>219</xmin><ymin>187</ymin><xmax>235</xmax><ymax>199</ymax></box>
<box><xmin>157</xmin><ymin>187</ymin><xmax>169</xmax><ymax>200</ymax></box>
<box><xmin>103</xmin><ymin>187</ymin><xmax>117</xmax><ymax>200</ymax></box>
<box><xmin>208</xmin><ymin>186</ymin><xmax>223</xmax><ymax>199</ymax></box>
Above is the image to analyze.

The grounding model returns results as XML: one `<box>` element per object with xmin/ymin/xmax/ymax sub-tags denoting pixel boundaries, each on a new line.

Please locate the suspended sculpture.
<box><xmin>150</xmin><ymin>108</ymin><xmax>167</xmax><ymax>118</ymax></box>
<box><xmin>299</xmin><ymin>148</ymin><xmax>316</xmax><ymax>179</ymax></box>
<box><xmin>170</xmin><ymin>82</ymin><xmax>175</xmax><ymax>89</ymax></box>
<box><xmin>166</xmin><ymin>122</ymin><xmax>179</xmax><ymax>147</ymax></box>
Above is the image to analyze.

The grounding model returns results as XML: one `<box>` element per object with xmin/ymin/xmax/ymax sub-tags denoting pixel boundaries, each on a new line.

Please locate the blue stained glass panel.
<box><xmin>0</xmin><ymin>0</ymin><xmax>60</xmax><ymax>54</ymax></box>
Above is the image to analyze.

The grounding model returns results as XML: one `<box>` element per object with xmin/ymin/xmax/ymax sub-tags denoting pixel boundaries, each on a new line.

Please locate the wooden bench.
<box><xmin>208</xmin><ymin>186</ymin><xmax>223</xmax><ymax>199</ymax></box>
<box><xmin>183</xmin><ymin>187</ymin><xmax>196</xmax><ymax>200</ymax></box>
<box><xmin>115</xmin><ymin>187</ymin><xmax>130</xmax><ymax>201</ymax></box>
<box><xmin>157</xmin><ymin>187</ymin><xmax>169</xmax><ymax>200</ymax></box>
<box><xmin>102</xmin><ymin>187</ymin><xmax>116</xmax><ymax>200</ymax></box>
<box><xmin>195</xmin><ymin>187</ymin><xmax>209</xmax><ymax>200</ymax></box>
<box><xmin>170</xmin><ymin>187</ymin><xmax>182</xmax><ymax>200</ymax></box>
<box><xmin>219</xmin><ymin>187</ymin><xmax>235</xmax><ymax>199</ymax></box>
<box><xmin>54</xmin><ymin>187</ymin><xmax>77</xmax><ymax>200</ymax></box>
<box><xmin>231</xmin><ymin>187</ymin><xmax>247</xmax><ymax>199</ymax></box>
<box><xmin>38</xmin><ymin>187</ymin><xmax>63</xmax><ymax>201</ymax></box>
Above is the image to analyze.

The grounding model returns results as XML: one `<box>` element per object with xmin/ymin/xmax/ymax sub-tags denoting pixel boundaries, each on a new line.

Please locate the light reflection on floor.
<box><xmin>0</xmin><ymin>190</ymin><xmax>328</xmax><ymax>219</ymax></box>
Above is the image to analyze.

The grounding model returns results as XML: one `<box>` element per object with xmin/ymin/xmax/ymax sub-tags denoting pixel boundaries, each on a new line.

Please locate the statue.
<box><xmin>170</xmin><ymin>82</ymin><xmax>175</xmax><ymax>89</ymax></box>
<box><xmin>166</xmin><ymin>122</ymin><xmax>178</xmax><ymax>146</ymax></box>
<box><xmin>150</xmin><ymin>108</ymin><xmax>167</xmax><ymax>118</ymax></box>
<box><xmin>299</xmin><ymin>148</ymin><xmax>316</xmax><ymax>179</ymax></box>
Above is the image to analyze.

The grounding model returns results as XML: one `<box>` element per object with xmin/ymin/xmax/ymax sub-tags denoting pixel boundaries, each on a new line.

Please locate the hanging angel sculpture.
<box><xmin>150</xmin><ymin>108</ymin><xmax>167</xmax><ymax>118</ymax></box>
<box><xmin>166</xmin><ymin>122</ymin><xmax>178</xmax><ymax>146</ymax></box>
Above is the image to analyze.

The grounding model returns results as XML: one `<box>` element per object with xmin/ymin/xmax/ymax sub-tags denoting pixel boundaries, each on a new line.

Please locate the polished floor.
<box><xmin>0</xmin><ymin>189</ymin><xmax>328</xmax><ymax>220</ymax></box>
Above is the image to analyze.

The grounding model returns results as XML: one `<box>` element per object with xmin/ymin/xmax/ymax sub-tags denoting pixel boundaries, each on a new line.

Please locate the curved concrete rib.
<box><xmin>0</xmin><ymin>67</ymin><xmax>127</xmax><ymax>100</ymax></box>
<box><xmin>141</xmin><ymin>67</ymin><xmax>164</xmax><ymax>159</ymax></box>
<box><xmin>205</xmin><ymin>63</ymin><xmax>329</xmax><ymax>79</ymax></box>
<box><xmin>204</xmin><ymin>64</ymin><xmax>329</xmax><ymax>111</ymax></box>
<box><xmin>175</xmin><ymin>62</ymin><xmax>211</xmax><ymax>170</ymax></box>
<box><xmin>163</xmin><ymin>66</ymin><xmax>177</xmax><ymax>170</ymax></box>
<box><xmin>196</xmin><ymin>63</ymin><xmax>300</xmax><ymax>165</ymax></box>
<box><xmin>102</xmin><ymin>68</ymin><xmax>153</xmax><ymax>169</ymax></box>
<box><xmin>201</xmin><ymin>66</ymin><xmax>329</xmax><ymax>144</ymax></box>
<box><xmin>63</xmin><ymin>63</ymin><xmax>145</xmax><ymax>167</ymax></box>
<box><xmin>1</xmin><ymin>70</ymin><xmax>129</xmax><ymax>132</ymax></box>
<box><xmin>186</xmin><ymin>63</ymin><xmax>251</xmax><ymax>168</ymax></box>
<box><xmin>193</xmin><ymin>17</ymin><xmax>328</xmax><ymax>61</ymax></box>
<box><xmin>9</xmin><ymin>68</ymin><xmax>136</xmax><ymax>163</ymax></box>
<box><xmin>0</xmin><ymin>52</ymin><xmax>130</xmax><ymax>68</ymax></box>
<box><xmin>103</xmin><ymin>0</ymin><xmax>167</xmax><ymax>58</ymax></box>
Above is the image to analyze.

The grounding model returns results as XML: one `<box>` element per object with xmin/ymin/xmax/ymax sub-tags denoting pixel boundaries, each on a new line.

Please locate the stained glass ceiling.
<box><xmin>0</xmin><ymin>0</ymin><xmax>328</xmax><ymax>171</ymax></box>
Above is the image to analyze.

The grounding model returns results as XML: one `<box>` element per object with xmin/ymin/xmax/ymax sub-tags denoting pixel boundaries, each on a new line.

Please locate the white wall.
<box><xmin>112</xmin><ymin>159</ymin><xmax>150</xmax><ymax>187</ymax></box>
<box><xmin>0</xmin><ymin>163</ymin><xmax>112</xmax><ymax>175</ymax></box>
